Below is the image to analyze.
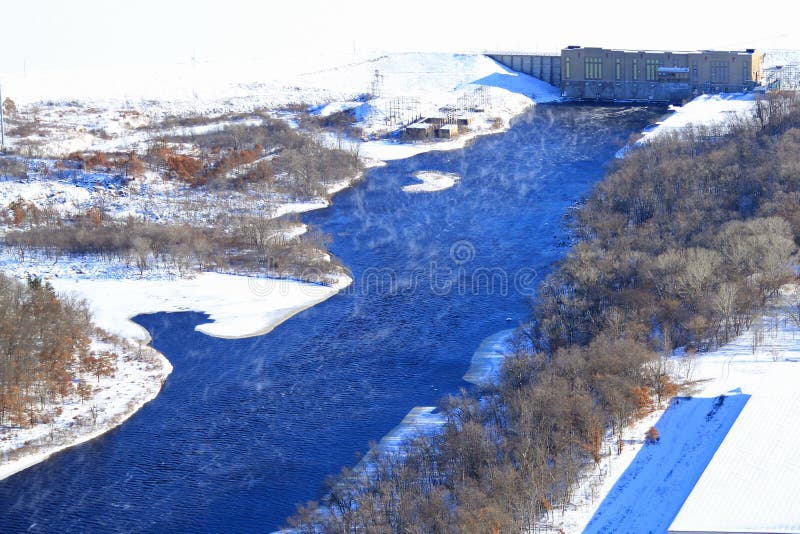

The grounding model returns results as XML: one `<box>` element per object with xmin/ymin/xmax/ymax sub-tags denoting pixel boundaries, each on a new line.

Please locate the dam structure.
<box><xmin>488</xmin><ymin>46</ymin><xmax>763</xmax><ymax>104</ymax></box>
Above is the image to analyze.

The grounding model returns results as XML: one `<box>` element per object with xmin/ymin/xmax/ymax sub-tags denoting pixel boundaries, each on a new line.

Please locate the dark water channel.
<box><xmin>0</xmin><ymin>105</ymin><xmax>657</xmax><ymax>532</ymax></box>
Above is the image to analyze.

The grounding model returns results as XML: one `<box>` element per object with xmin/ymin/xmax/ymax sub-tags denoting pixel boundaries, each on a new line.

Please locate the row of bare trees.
<box><xmin>287</xmin><ymin>93</ymin><xmax>800</xmax><ymax>532</ymax></box>
<box><xmin>2</xmin><ymin>116</ymin><xmax>361</xmax><ymax>283</ymax></box>
<box><xmin>4</xmin><ymin>207</ymin><xmax>343</xmax><ymax>282</ymax></box>
<box><xmin>149</xmin><ymin>119</ymin><xmax>362</xmax><ymax>193</ymax></box>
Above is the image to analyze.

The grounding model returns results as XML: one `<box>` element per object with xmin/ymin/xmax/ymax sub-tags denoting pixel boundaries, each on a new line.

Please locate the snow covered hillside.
<box><xmin>1</xmin><ymin>52</ymin><xmax>558</xmax><ymax>159</ymax></box>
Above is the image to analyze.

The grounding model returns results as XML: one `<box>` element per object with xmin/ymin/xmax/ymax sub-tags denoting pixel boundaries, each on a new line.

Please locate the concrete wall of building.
<box><xmin>559</xmin><ymin>47</ymin><xmax>761</xmax><ymax>103</ymax></box>
<box><xmin>487</xmin><ymin>47</ymin><xmax>761</xmax><ymax>104</ymax></box>
<box><xmin>486</xmin><ymin>54</ymin><xmax>561</xmax><ymax>87</ymax></box>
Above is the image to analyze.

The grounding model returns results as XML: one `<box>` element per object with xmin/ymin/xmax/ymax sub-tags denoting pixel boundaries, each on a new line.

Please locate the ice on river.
<box><xmin>402</xmin><ymin>171</ymin><xmax>461</xmax><ymax>193</ymax></box>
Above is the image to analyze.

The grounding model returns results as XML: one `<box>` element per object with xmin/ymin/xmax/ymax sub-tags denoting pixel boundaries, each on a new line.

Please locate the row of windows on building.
<box><xmin>564</xmin><ymin>57</ymin><xmax>737</xmax><ymax>83</ymax></box>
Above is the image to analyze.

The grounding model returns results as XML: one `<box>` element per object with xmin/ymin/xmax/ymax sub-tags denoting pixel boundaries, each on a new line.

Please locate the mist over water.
<box><xmin>0</xmin><ymin>105</ymin><xmax>658</xmax><ymax>532</ymax></box>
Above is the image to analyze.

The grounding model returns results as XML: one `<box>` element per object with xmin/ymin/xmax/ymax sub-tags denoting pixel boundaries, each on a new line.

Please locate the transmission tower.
<box><xmin>370</xmin><ymin>69</ymin><xmax>384</xmax><ymax>99</ymax></box>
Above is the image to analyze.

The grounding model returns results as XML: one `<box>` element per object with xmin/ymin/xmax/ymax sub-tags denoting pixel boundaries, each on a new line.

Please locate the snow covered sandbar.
<box><xmin>402</xmin><ymin>171</ymin><xmax>461</xmax><ymax>193</ymax></box>
<box><xmin>51</xmin><ymin>272</ymin><xmax>352</xmax><ymax>342</ymax></box>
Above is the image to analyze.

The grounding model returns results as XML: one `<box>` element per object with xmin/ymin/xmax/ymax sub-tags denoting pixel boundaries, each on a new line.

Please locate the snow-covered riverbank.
<box><xmin>0</xmin><ymin>336</ymin><xmax>172</xmax><ymax>481</ymax></box>
<box><xmin>539</xmin><ymin>88</ymin><xmax>797</xmax><ymax>532</ymax></box>
<box><xmin>52</xmin><ymin>272</ymin><xmax>353</xmax><ymax>341</ymax></box>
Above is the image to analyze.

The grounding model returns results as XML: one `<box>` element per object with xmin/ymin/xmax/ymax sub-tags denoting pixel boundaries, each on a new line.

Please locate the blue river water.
<box><xmin>0</xmin><ymin>105</ymin><xmax>658</xmax><ymax>532</ymax></box>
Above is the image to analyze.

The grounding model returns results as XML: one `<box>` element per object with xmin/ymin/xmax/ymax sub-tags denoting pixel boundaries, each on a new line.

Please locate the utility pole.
<box><xmin>0</xmin><ymin>82</ymin><xmax>5</xmax><ymax>151</ymax></box>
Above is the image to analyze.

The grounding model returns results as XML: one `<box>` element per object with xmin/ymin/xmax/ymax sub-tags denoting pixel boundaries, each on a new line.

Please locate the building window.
<box><xmin>711</xmin><ymin>60</ymin><xmax>729</xmax><ymax>83</ymax></box>
<box><xmin>584</xmin><ymin>57</ymin><xmax>602</xmax><ymax>80</ymax></box>
<box><xmin>632</xmin><ymin>59</ymin><xmax>639</xmax><ymax>81</ymax></box>
<box><xmin>565</xmin><ymin>57</ymin><xmax>571</xmax><ymax>79</ymax></box>
<box><xmin>615</xmin><ymin>58</ymin><xmax>622</xmax><ymax>80</ymax></box>
<box><xmin>646</xmin><ymin>59</ymin><xmax>660</xmax><ymax>81</ymax></box>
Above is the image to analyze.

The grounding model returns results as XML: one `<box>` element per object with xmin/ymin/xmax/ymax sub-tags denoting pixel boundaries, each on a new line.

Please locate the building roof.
<box><xmin>669</xmin><ymin>364</ymin><xmax>800</xmax><ymax>534</ymax></box>
<box><xmin>406</xmin><ymin>122</ymin><xmax>431</xmax><ymax>130</ymax></box>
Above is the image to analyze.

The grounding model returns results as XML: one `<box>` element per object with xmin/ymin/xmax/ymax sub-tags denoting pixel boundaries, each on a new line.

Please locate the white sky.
<box><xmin>1</xmin><ymin>0</ymin><xmax>798</xmax><ymax>75</ymax></box>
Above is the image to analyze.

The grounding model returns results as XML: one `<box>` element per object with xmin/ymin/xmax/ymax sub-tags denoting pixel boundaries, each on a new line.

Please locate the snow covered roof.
<box><xmin>669</xmin><ymin>364</ymin><xmax>800</xmax><ymax>534</ymax></box>
<box><xmin>406</xmin><ymin>122</ymin><xmax>432</xmax><ymax>130</ymax></box>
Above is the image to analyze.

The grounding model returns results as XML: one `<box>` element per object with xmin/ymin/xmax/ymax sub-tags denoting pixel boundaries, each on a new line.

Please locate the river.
<box><xmin>0</xmin><ymin>104</ymin><xmax>658</xmax><ymax>532</ymax></box>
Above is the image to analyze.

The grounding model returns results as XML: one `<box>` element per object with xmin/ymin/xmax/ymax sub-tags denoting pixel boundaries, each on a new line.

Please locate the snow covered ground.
<box><xmin>463</xmin><ymin>329</ymin><xmax>515</xmax><ymax>386</ymax></box>
<box><xmin>638</xmin><ymin>92</ymin><xmax>757</xmax><ymax>144</ymax></box>
<box><xmin>670</xmin><ymin>362</ymin><xmax>800</xmax><ymax>533</ymax></box>
<box><xmin>1</xmin><ymin>52</ymin><xmax>559</xmax><ymax>159</ymax></box>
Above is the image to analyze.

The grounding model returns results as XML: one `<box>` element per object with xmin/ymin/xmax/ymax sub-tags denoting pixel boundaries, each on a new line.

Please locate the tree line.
<box><xmin>4</xmin><ymin>207</ymin><xmax>343</xmax><ymax>283</ymax></box>
<box><xmin>0</xmin><ymin>273</ymin><xmax>115</xmax><ymax>428</ymax></box>
<box><xmin>2</xmin><ymin>117</ymin><xmax>362</xmax><ymax>283</ymax></box>
<box><xmin>286</xmin><ymin>92</ymin><xmax>800</xmax><ymax>532</ymax></box>
<box><xmin>149</xmin><ymin>119</ymin><xmax>362</xmax><ymax>194</ymax></box>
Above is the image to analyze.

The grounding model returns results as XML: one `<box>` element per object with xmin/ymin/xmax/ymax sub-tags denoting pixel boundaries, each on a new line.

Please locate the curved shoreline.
<box><xmin>0</xmin><ymin>273</ymin><xmax>352</xmax><ymax>481</ymax></box>
<box><xmin>0</xmin><ymin>88</ymin><xmax>553</xmax><ymax>483</ymax></box>
<box><xmin>0</xmin><ymin>344</ymin><xmax>172</xmax><ymax>481</ymax></box>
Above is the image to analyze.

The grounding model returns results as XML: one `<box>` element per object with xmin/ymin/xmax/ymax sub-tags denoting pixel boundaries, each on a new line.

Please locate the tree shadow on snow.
<box><xmin>584</xmin><ymin>393</ymin><xmax>750</xmax><ymax>533</ymax></box>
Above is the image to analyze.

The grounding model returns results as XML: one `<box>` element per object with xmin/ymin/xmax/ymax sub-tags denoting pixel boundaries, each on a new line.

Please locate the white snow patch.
<box><xmin>639</xmin><ymin>93</ymin><xmax>756</xmax><ymax>144</ymax></box>
<box><xmin>463</xmin><ymin>329</ymin><xmax>514</xmax><ymax>385</ymax></box>
<box><xmin>402</xmin><ymin>171</ymin><xmax>460</xmax><ymax>193</ymax></box>
<box><xmin>50</xmin><ymin>272</ymin><xmax>351</xmax><ymax>342</ymax></box>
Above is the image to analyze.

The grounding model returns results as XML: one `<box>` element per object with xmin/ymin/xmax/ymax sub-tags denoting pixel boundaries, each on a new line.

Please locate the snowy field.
<box><xmin>670</xmin><ymin>363</ymin><xmax>800</xmax><ymax>532</ymax></box>
<box><xmin>0</xmin><ymin>52</ymin><xmax>559</xmax><ymax>159</ymax></box>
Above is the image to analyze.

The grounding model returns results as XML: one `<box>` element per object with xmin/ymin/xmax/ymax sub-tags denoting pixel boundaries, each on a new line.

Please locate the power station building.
<box><xmin>559</xmin><ymin>46</ymin><xmax>762</xmax><ymax>103</ymax></box>
<box><xmin>489</xmin><ymin>47</ymin><xmax>763</xmax><ymax>104</ymax></box>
